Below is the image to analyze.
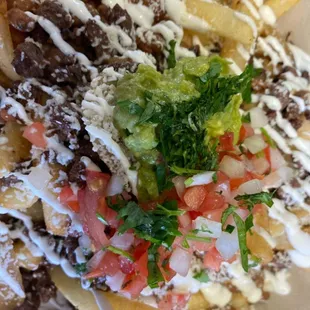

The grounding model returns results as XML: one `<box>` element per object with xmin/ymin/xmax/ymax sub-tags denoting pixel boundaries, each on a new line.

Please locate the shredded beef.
<box><xmin>97</xmin><ymin>3</ymin><xmax>111</xmax><ymax>23</ymax></box>
<box><xmin>252</xmin><ymin>70</ymin><xmax>268</xmax><ymax>93</ymax></box>
<box><xmin>109</xmin><ymin>4</ymin><xmax>133</xmax><ymax>34</ymax></box>
<box><xmin>59</xmin><ymin>235</ymin><xmax>80</xmax><ymax>265</ymax></box>
<box><xmin>12</xmin><ymin>42</ymin><xmax>46</xmax><ymax>78</ymax></box>
<box><xmin>68</xmin><ymin>159</ymin><xmax>86</xmax><ymax>185</ymax></box>
<box><xmin>36</xmin><ymin>0</ymin><xmax>72</xmax><ymax>29</ymax></box>
<box><xmin>103</xmin><ymin>57</ymin><xmax>138</xmax><ymax>72</ymax></box>
<box><xmin>283</xmin><ymin>103</ymin><xmax>303</xmax><ymax>129</ymax></box>
<box><xmin>0</xmin><ymin>175</ymin><xmax>20</xmax><ymax>187</ymax></box>
<box><xmin>85</xmin><ymin>20</ymin><xmax>112</xmax><ymax>60</ymax></box>
<box><xmin>12</xmin><ymin>0</ymin><xmax>38</xmax><ymax>11</ymax></box>
<box><xmin>30</xmin><ymin>24</ymin><xmax>49</xmax><ymax>44</ymax></box>
<box><xmin>15</xmin><ymin>264</ymin><xmax>57</xmax><ymax>310</ymax></box>
<box><xmin>269</xmin><ymin>83</ymin><xmax>292</xmax><ymax>110</ymax></box>
<box><xmin>136</xmin><ymin>31</ymin><xmax>165</xmax><ymax>55</ymax></box>
<box><xmin>7</xmin><ymin>8</ymin><xmax>35</xmax><ymax>32</ymax></box>
<box><xmin>266</xmin><ymin>251</ymin><xmax>292</xmax><ymax>273</ymax></box>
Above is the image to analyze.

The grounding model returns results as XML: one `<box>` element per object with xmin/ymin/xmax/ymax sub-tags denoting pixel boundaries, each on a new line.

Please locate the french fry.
<box><xmin>0</xmin><ymin>233</ymin><xmax>25</xmax><ymax>309</ymax></box>
<box><xmin>43</xmin><ymin>202</ymin><xmax>69</xmax><ymax>237</ymax></box>
<box><xmin>0</xmin><ymin>122</ymin><xmax>31</xmax><ymax>177</ymax></box>
<box><xmin>186</xmin><ymin>0</ymin><xmax>255</xmax><ymax>46</ymax></box>
<box><xmin>22</xmin><ymin>199</ymin><xmax>45</xmax><ymax>222</ymax></box>
<box><xmin>263</xmin><ymin>0</ymin><xmax>300</xmax><ymax>19</ymax></box>
<box><xmin>0</xmin><ymin>181</ymin><xmax>38</xmax><ymax>210</ymax></box>
<box><xmin>14</xmin><ymin>240</ymin><xmax>42</xmax><ymax>271</ymax></box>
<box><xmin>0</xmin><ymin>11</ymin><xmax>20</xmax><ymax>81</ymax></box>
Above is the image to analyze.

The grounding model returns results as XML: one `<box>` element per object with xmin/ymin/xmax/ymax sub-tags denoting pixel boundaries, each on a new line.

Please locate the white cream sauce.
<box><xmin>200</xmin><ymin>283</ymin><xmax>232</xmax><ymax>307</ymax></box>
<box><xmin>263</xmin><ymin>269</ymin><xmax>291</xmax><ymax>295</ymax></box>
<box><xmin>259</xmin><ymin>5</ymin><xmax>276</xmax><ymax>26</ymax></box>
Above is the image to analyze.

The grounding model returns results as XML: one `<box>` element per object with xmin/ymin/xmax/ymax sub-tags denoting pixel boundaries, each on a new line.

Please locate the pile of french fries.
<box><xmin>0</xmin><ymin>0</ymin><xmax>305</xmax><ymax>309</ymax></box>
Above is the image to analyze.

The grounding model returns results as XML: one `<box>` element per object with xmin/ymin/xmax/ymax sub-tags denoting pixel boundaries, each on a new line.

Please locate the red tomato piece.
<box><xmin>134</xmin><ymin>251</ymin><xmax>148</xmax><ymax>277</ymax></box>
<box><xmin>203</xmin><ymin>247</ymin><xmax>223</xmax><ymax>272</ymax></box>
<box><xmin>23</xmin><ymin>122</ymin><xmax>47</xmax><ymax>148</ymax></box>
<box><xmin>188</xmin><ymin>211</ymin><xmax>201</xmax><ymax>220</ymax></box>
<box><xmin>84</xmin><ymin>251</ymin><xmax>119</xmax><ymax>279</ymax></box>
<box><xmin>86</xmin><ymin>170</ymin><xmax>110</xmax><ymax>195</ymax></box>
<box><xmin>239</xmin><ymin>124</ymin><xmax>254</xmax><ymax>143</ymax></box>
<box><xmin>200</xmin><ymin>192</ymin><xmax>226</xmax><ymax>212</ymax></box>
<box><xmin>122</xmin><ymin>274</ymin><xmax>147</xmax><ymax>299</ymax></box>
<box><xmin>0</xmin><ymin>110</ymin><xmax>15</xmax><ymax>122</ymax></box>
<box><xmin>183</xmin><ymin>186</ymin><xmax>207</xmax><ymax>211</ymax></box>
<box><xmin>158</xmin><ymin>246</ymin><xmax>176</xmax><ymax>282</ymax></box>
<box><xmin>78</xmin><ymin>187</ymin><xmax>109</xmax><ymax>249</ymax></box>
<box><xmin>219</xmin><ymin>132</ymin><xmax>234</xmax><ymax>151</ymax></box>
<box><xmin>230</xmin><ymin>177</ymin><xmax>246</xmax><ymax>191</ymax></box>
<box><xmin>119</xmin><ymin>256</ymin><xmax>134</xmax><ymax>275</ymax></box>
<box><xmin>264</xmin><ymin>146</ymin><xmax>271</xmax><ymax>165</ymax></box>
<box><xmin>97</xmin><ymin>197</ymin><xmax>119</xmax><ymax>228</ymax></box>
<box><xmin>190</xmin><ymin>238</ymin><xmax>216</xmax><ymax>252</ymax></box>
<box><xmin>59</xmin><ymin>185</ymin><xmax>79</xmax><ymax>213</ymax></box>
<box><xmin>203</xmin><ymin>206</ymin><xmax>226</xmax><ymax>223</ymax></box>
<box><xmin>133</xmin><ymin>241</ymin><xmax>150</xmax><ymax>261</ymax></box>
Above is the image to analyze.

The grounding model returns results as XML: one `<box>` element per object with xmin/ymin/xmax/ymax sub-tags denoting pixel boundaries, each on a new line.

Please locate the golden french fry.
<box><xmin>51</xmin><ymin>267</ymin><xmax>155</xmax><ymax>310</ymax></box>
<box><xmin>0</xmin><ymin>13</ymin><xmax>20</xmax><ymax>81</ymax></box>
<box><xmin>186</xmin><ymin>0</ymin><xmax>255</xmax><ymax>45</ymax></box>
<box><xmin>247</xmin><ymin>231</ymin><xmax>273</xmax><ymax>264</ymax></box>
<box><xmin>263</xmin><ymin>0</ymin><xmax>300</xmax><ymax>19</ymax></box>
<box><xmin>0</xmin><ymin>122</ymin><xmax>31</xmax><ymax>177</ymax></box>
<box><xmin>188</xmin><ymin>291</ymin><xmax>210</xmax><ymax>310</ymax></box>
<box><xmin>43</xmin><ymin>202</ymin><xmax>69</xmax><ymax>237</ymax></box>
<box><xmin>22</xmin><ymin>200</ymin><xmax>45</xmax><ymax>222</ymax></box>
<box><xmin>0</xmin><ymin>233</ymin><xmax>25</xmax><ymax>309</ymax></box>
<box><xmin>14</xmin><ymin>240</ymin><xmax>42</xmax><ymax>271</ymax></box>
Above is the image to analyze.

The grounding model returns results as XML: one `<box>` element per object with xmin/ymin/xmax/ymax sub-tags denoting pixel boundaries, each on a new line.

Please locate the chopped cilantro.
<box><xmin>212</xmin><ymin>172</ymin><xmax>218</xmax><ymax>183</ymax></box>
<box><xmin>148</xmin><ymin>245</ymin><xmax>164</xmax><ymax>288</ymax></box>
<box><xmin>167</xmin><ymin>40</ymin><xmax>177</xmax><ymax>69</ymax></box>
<box><xmin>185</xmin><ymin>233</ymin><xmax>211</xmax><ymax>243</ymax></box>
<box><xmin>106</xmin><ymin>246</ymin><xmax>134</xmax><ymax>261</ymax></box>
<box><xmin>184</xmin><ymin>177</ymin><xmax>194</xmax><ymax>187</ymax></box>
<box><xmin>74</xmin><ymin>263</ymin><xmax>87</xmax><ymax>275</ymax></box>
<box><xmin>235</xmin><ymin>192</ymin><xmax>274</xmax><ymax>211</ymax></box>
<box><xmin>193</xmin><ymin>270</ymin><xmax>210</xmax><ymax>283</ymax></box>
<box><xmin>182</xmin><ymin>238</ymin><xmax>190</xmax><ymax>249</ymax></box>
<box><xmin>221</xmin><ymin>205</ymin><xmax>237</xmax><ymax>227</ymax></box>
<box><xmin>241</xmin><ymin>113</ymin><xmax>251</xmax><ymax>123</ymax></box>
<box><xmin>156</xmin><ymin>163</ymin><xmax>174</xmax><ymax>193</ymax></box>
<box><xmin>96</xmin><ymin>212</ymin><xmax>108</xmax><ymax>225</ymax></box>
<box><xmin>261</xmin><ymin>127</ymin><xmax>276</xmax><ymax>148</ymax></box>
<box><xmin>224</xmin><ymin>224</ymin><xmax>235</xmax><ymax>234</ymax></box>
<box><xmin>249</xmin><ymin>255</ymin><xmax>262</xmax><ymax>268</ymax></box>
<box><xmin>245</xmin><ymin>214</ymin><xmax>254</xmax><ymax>232</ymax></box>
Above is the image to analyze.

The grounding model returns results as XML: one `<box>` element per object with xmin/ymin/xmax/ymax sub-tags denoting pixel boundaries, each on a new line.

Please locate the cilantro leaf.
<box><xmin>232</xmin><ymin>212</ymin><xmax>249</xmax><ymax>272</ymax></box>
<box><xmin>106</xmin><ymin>246</ymin><xmax>134</xmax><ymax>261</ymax></box>
<box><xmin>241</xmin><ymin>113</ymin><xmax>251</xmax><ymax>123</ymax></box>
<box><xmin>96</xmin><ymin>212</ymin><xmax>108</xmax><ymax>225</ymax></box>
<box><xmin>156</xmin><ymin>163</ymin><xmax>174</xmax><ymax>193</ymax></box>
<box><xmin>221</xmin><ymin>205</ymin><xmax>237</xmax><ymax>227</ymax></box>
<box><xmin>193</xmin><ymin>270</ymin><xmax>210</xmax><ymax>283</ymax></box>
<box><xmin>212</xmin><ymin>172</ymin><xmax>218</xmax><ymax>183</ymax></box>
<box><xmin>167</xmin><ymin>40</ymin><xmax>177</xmax><ymax>69</ymax></box>
<box><xmin>224</xmin><ymin>224</ymin><xmax>235</xmax><ymax>234</ymax></box>
<box><xmin>261</xmin><ymin>127</ymin><xmax>276</xmax><ymax>148</ymax></box>
<box><xmin>235</xmin><ymin>192</ymin><xmax>274</xmax><ymax>211</ymax></box>
<box><xmin>74</xmin><ymin>263</ymin><xmax>87</xmax><ymax>275</ymax></box>
<box><xmin>148</xmin><ymin>245</ymin><xmax>164</xmax><ymax>288</ymax></box>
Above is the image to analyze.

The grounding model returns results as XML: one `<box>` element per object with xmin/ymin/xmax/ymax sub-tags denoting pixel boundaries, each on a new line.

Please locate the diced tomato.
<box><xmin>203</xmin><ymin>206</ymin><xmax>226</xmax><ymax>222</ymax></box>
<box><xmin>122</xmin><ymin>274</ymin><xmax>147</xmax><ymax>299</ymax></box>
<box><xmin>200</xmin><ymin>192</ymin><xmax>226</xmax><ymax>212</ymax></box>
<box><xmin>190</xmin><ymin>238</ymin><xmax>216</xmax><ymax>252</ymax></box>
<box><xmin>133</xmin><ymin>240</ymin><xmax>150</xmax><ymax>260</ymax></box>
<box><xmin>203</xmin><ymin>247</ymin><xmax>223</xmax><ymax>272</ymax></box>
<box><xmin>59</xmin><ymin>185</ymin><xmax>79</xmax><ymax>213</ymax></box>
<box><xmin>230</xmin><ymin>177</ymin><xmax>246</xmax><ymax>191</ymax></box>
<box><xmin>219</xmin><ymin>132</ymin><xmax>234</xmax><ymax>151</ymax></box>
<box><xmin>134</xmin><ymin>251</ymin><xmax>148</xmax><ymax>277</ymax></box>
<box><xmin>263</xmin><ymin>146</ymin><xmax>271</xmax><ymax>165</ymax></box>
<box><xmin>239</xmin><ymin>124</ymin><xmax>254</xmax><ymax>143</ymax></box>
<box><xmin>84</xmin><ymin>251</ymin><xmax>119</xmax><ymax>279</ymax></box>
<box><xmin>23</xmin><ymin>122</ymin><xmax>47</xmax><ymax>148</ymax></box>
<box><xmin>188</xmin><ymin>211</ymin><xmax>201</xmax><ymax>220</ymax></box>
<box><xmin>119</xmin><ymin>256</ymin><xmax>134</xmax><ymax>275</ymax></box>
<box><xmin>178</xmin><ymin>212</ymin><xmax>192</xmax><ymax>228</ymax></box>
<box><xmin>86</xmin><ymin>170</ymin><xmax>110</xmax><ymax>195</ymax></box>
<box><xmin>78</xmin><ymin>187</ymin><xmax>109</xmax><ymax>249</ymax></box>
<box><xmin>183</xmin><ymin>186</ymin><xmax>207</xmax><ymax>211</ymax></box>
<box><xmin>97</xmin><ymin>197</ymin><xmax>119</xmax><ymax>228</ymax></box>
<box><xmin>158</xmin><ymin>246</ymin><xmax>176</xmax><ymax>282</ymax></box>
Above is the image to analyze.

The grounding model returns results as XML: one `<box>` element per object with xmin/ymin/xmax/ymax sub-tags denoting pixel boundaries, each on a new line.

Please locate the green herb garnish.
<box><xmin>235</xmin><ymin>192</ymin><xmax>274</xmax><ymax>211</ymax></box>
<box><xmin>106</xmin><ymin>246</ymin><xmax>134</xmax><ymax>261</ymax></box>
<box><xmin>167</xmin><ymin>40</ymin><xmax>177</xmax><ymax>69</ymax></box>
<box><xmin>261</xmin><ymin>127</ymin><xmax>276</xmax><ymax>148</ymax></box>
<box><xmin>224</xmin><ymin>224</ymin><xmax>235</xmax><ymax>234</ymax></box>
<box><xmin>96</xmin><ymin>212</ymin><xmax>108</xmax><ymax>225</ymax></box>
<box><xmin>241</xmin><ymin>113</ymin><xmax>251</xmax><ymax>123</ymax></box>
<box><xmin>74</xmin><ymin>263</ymin><xmax>87</xmax><ymax>275</ymax></box>
<box><xmin>193</xmin><ymin>270</ymin><xmax>210</xmax><ymax>283</ymax></box>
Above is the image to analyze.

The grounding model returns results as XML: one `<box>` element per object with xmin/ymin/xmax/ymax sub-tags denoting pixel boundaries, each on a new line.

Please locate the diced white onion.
<box><xmin>170</xmin><ymin>247</ymin><xmax>192</xmax><ymax>277</ymax></box>
<box><xmin>106</xmin><ymin>174</ymin><xmax>124</xmax><ymax>196</ymax></box>
<box><xmin>87</xmin><ymin>250</ymin><xmax>105</xmax><ymax>271</ymax></box>
<box><xmin>185</xmin><ymin>171</ymin><xmax>214</xmax><ymax>188</ymax></box>
<box><xmin>252</xmin><ymin>157</ymin><xmax>270</xmax><ymax>174</ymax></box>
<box><xmin>238</xmin><ymin>179</ymin><xmax>262</xmax><ymax>195</ymax></box>
<box><xmin>219</xmin><ymin>156</ymin><xmax>245</xmax><ymax>179</ymax></box>
<box><xmin>269</xmin><ymin>148</ymin><xmax>286</xmax><ymax>170</ymax></box>
<box><xmin>277</xmin><ymin>166</ymin><xmax>294</xmax><ymax>182</ymax></box>
<box><xmin>78</xmin><ymin>234</ymin><xmax>92</xmax><ymax>250</ymax></box>
<box><xmin>27</xmin><ymin>166</ymin><xmax>52</xmax><ymax>190</ymax></box>
<box><xmin>106</xmin><ymin>271</ymin><xmax>126</xmax><ymax>291</ymax></box>
<box><xmin>262</xmin><ymin>171</ymin><xmax>283</xmax><ymax>189</ymax></box>
<box><xmin>243</xmin><ymin>135</ymin><xmax>267</xmax><ymax>154</ymax></box>
<box><xmin>172</xmin><ymin>176</ymin><xmax>186</xmax><ymax>198</ymax></box>
<box><xmin>193</xmin><ymin>216</ymin><xmax>222</xmax><ymax>238</ymax></box>
<box><xmin>110</xmin><ymin>232</ymin><xmax>134</xmax><ymax>251</ymax></box>
<box><xmin>215</xmin><ymin>231</ymin><xmax>239</xmax><ymax>260</ymax></box>
<box><xmin>250</xmin><ymin>107</ymin><xmax>268</xmax><ymax>128</ymax></box>
<box><xmin>178</xmin><ymin>212</ymin><xmax>192</xmax><ymax>228</ymax></box>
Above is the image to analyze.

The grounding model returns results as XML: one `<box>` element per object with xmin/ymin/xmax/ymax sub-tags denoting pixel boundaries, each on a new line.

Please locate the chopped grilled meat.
<box><xmin>7</xmin><ymin>8</ymin><xmax>35</xmax><ymax>32</ymax></box>
<box><xmin>12</xmin><ymin>42</ymin><xmax>46</xmax><ymax>78</ymax></box>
